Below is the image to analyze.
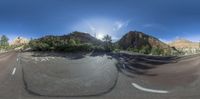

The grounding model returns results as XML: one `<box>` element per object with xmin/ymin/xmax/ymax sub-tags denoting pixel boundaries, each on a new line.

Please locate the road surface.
<box><xmin>0</xmin><ymin>51</ymin><xmax>200</xmax><ymax>99</ymax></box>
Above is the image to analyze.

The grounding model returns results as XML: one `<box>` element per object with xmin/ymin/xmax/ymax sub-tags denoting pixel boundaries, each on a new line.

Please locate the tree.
<box><xmin>102</xmin><ymin>34</ymin><xmax>112</xmax><ymax>51</ymax></box>
<box><xmin>102</xmin><ymin>34</ymin><xmax>112</xmax><ymax>43</ymax></box>
<box><xmin>0</xmin><ymin>35</ymin><xmax>9</xmax><ymax>47</ymax></box>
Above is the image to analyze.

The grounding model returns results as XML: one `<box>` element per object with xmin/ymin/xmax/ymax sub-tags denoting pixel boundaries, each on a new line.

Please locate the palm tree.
<box><xmin>102</xmin><ymin>34</ymin><xmax>112</xmax><ymax>51</ymax></box>
<box><xmin>102</xmin><ymin>34</ymin><xmax>112</xmax><ymax>43</ymax></box>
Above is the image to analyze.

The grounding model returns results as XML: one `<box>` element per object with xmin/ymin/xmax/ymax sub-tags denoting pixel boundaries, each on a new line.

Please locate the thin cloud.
<box><xmin>142</xmin><ymin>24</ymin><xmax>154</xmax><ymax>28</ymax></box>
<box><xmin>112</xmin><ymin>36</ymin><xmax>120</xmax><ymax>42</ymax></box>
<box><xmin>113</xmin><ymin>20</ymin><xmax>130</xmax><ymax>31</ymax></box>
<box><xmin>183</xmin><ymin>35</ymin><xmax>200</xmax><ymax>42</ymax></box>
<box><xmin>75</xmin><ymin>19</ymin><xmax>131</xmax><ymax>41</ymax></box>
<box><xmin>159</xmin><ymin>38</ymin><xmax>171</xmax><ymax>43</ymax></box>
<box><xmin>160</xmin><ymin>35</ymin><xmax>200</xmax><ymax>44</ymax></box>
<box><xmin>87</xmin><ymin>23</ymin><xmax>96</xmax><ymax>31</ymax></box>
<box><xmin>141</xmin><ymin>23</ymin><xmax>168</xmax><ymax>31</ymax></box>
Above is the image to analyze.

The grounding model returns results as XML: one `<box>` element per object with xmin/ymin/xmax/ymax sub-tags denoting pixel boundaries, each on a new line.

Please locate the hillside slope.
<box><xmin>168</xmin><ymin>39</ymin><xmax>200</xmax><ymax>55</ymax></box>
<box><xmin>116</xmin><ymin>31</ymin><xmax>175</xmax><ymax>55</ymax></box>
<box><xmin>117</xmin><ymin>31</ymin><xmax>171</xmax><ymax>49</ymax></box>
<box><xmin>168</xmin><ymin>39</ymin><xmax>199</xmax><ymax>49</ymax></box>
<box><xmin>38</xmin><ymin>31</ymin><xmax>103</xmax><ymax>46</ymax></box>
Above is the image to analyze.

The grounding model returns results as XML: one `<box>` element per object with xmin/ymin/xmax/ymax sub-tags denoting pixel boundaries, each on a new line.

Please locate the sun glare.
<box><xmin>96</xmin><ymin>33</ymin><xmax>104</xmax><ymax>40</ymax></box>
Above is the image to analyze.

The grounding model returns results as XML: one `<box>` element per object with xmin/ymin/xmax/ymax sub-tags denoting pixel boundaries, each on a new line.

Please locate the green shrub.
<box><xmin>54</xmin><ymin>41</ymin><xmax>68</xmax><ymax>51</ymax></box>
<box><xmin>139</xmin><ymin>45</ymin><xmax>151</xmax><ymax>54</ymax></box>
<box><xmin>127</xmin><ymin>47</ymin><xmax>139</xmax><ymax>52</ymax></box>
<box><xmin>68</xmin><ymin>39</ymin><xmax>76</xmax><ymax>46</ymax></box>
<box><xmin>78</xmin><ymin>43</ymin><xmax>93</xmax><ymax>51</ymax></box>
<box><xmin>93</xmin><ymin>45</ymin><xmax>105</xmax><ymax>52</ymax></box>
<box><xmin>29</xmin><ymin>40</ymin><xmax>39</xmax><ymax>50</ymax></box>
<box><xmin>151</xmin><ymin>47</ymin><xmax>164</xmax><ymax>55</ymax></box>
<box><xmin>29</xmin><ymin>37</ymin><xmax>99</xmax><ymax>52</ymax></box>
<box><xmin>37</xmin><ymin>42</ymin><xmax>50</xmax><ymax>51</ymax></box>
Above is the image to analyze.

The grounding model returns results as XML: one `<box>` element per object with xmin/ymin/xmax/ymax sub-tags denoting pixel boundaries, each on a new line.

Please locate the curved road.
<box><xmin>0</xmin><ymin>52</ymin><xmax>200</xmax><ymax>99</ymax></box>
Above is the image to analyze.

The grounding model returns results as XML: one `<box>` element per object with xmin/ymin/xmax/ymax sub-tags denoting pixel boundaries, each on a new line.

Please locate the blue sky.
<box><xmin>0</xmin><ymin>0</ymin><xmax>200</xmax><ymax>42</ymax></box>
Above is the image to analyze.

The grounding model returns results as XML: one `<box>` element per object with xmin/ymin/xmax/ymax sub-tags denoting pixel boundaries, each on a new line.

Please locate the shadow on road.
<box><xmin>30</xmin><ymin>51</ymin><xmax>89</xmax><ymax>60</ymax></box>
<box><xmin>110</xmin><ymin>53</ymin><xmax>177</xmax><ymax>77</ymax></box>
<box><xmin>29</xmin><ymin>51</ymin><xmax>178</xmax><ymax>77</ymax></box>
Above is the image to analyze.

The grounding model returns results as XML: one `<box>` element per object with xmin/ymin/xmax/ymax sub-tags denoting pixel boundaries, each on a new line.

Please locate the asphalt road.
<box><xmin>0</xmin><ymin>51</ymin><xmax>200</xmax><ymax>99</ymax></box>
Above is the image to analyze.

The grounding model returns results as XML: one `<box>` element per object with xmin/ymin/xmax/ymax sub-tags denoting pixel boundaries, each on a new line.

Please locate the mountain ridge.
<box><xmin>168</xmin><ymin>39</ymin><xmax>199</xmax><ymax>49</ymax></box>
<box><xmin>117</xmin><ymin>31</ymin><xmax>171</xmax><ymax>49</ymax></box>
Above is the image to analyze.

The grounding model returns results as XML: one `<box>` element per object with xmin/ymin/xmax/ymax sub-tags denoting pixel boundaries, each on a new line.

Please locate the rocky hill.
<box><xmin>168</xmin><ymin>39</ymin><xmax>199</xmax><ymax>49</ymax></box>
<box><xmin>117</xmin><ymin>31</ymin><xmax>171</xmax><ymax>49</ymax></box>
<box><xmin>168</xmin><ymin>39</ymin><xmax>200</xmax><ymax>55</ymax></box>
<box><xmin>10</xmin><ymin>37</ymin><xmax>29</xmax><ymax>46</ymax></box>
<box><xmin>30</xmin><ymin>31</ymin><xmax>185</xmax><ymax>55</ymax></box>
<box><xmin>66</xmin><ymin>31</ymin><xmax>103</xmax><ymax>45</ymax></box>
<box><xmin>116</xmin><ymin>31</ymin><xmax>175</xmax><ymax>55</ymax></box>
<box><xmin>39</xmin><ymin>31</ymin><xmax>103</xmax><ymax>45</ymax></box>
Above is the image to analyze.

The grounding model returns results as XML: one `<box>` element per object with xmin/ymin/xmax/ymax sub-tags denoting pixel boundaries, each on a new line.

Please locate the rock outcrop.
<box><xmin>117</xmin><ymin>31</ymin><xmax>171</xmax><ymax>50</ymax></box>
<box><xmin>168</xmin><ymin>39</ymin><xmax>200</xmax><ymax>55</ymax></box>
<box><xmin>40</xmin><ymin>31</ymin><xmax>103</xmax><ymax>46</ymax></box>
<box><xmin>168</xmin><ymin>39</ymin><xmax>199</xmax><ymax>49</ymax></box>
<box><xmin>11</xmin><ymin>37</ymin><xmax>29</xmax><ymax>46</ymax></box>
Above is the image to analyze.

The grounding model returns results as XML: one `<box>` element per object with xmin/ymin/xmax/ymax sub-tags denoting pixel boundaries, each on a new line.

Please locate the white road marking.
<box><xmin>132</xmin><ymin>83</ymin><xmax>169</xmax><ymax>94</ymax></box>
<box><xmin>17</xmin><ymin>58</ymin><xmax>19</xmax><ymax>62</ymax></box>
<box><xmin>12</xmin><ymin>67</ymin><xmax>16</xmax><ymax>75</ymax></box>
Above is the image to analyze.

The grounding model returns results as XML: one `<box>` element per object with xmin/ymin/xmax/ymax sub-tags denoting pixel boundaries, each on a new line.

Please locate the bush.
<box><xmin>78</xmin><ymin>43</ymin><xmax>93</xmax><ymax>51</ymax></box>
<box><xmin>93</xmin><ymin>45</ymin><xmax>105</xmax><ymax>52</ymax></box>
<box><xmin>127</xmin><ymin>47</ymin><xmax>139</xmax><ymax>52</ymax></box>
<box><xmin>163</xmin><ymin>49</ymin><xmax>171</xmax><ymax>56</ymax></box>
<box><xmin>68</xmin><ymin>39</ymin><xmax>76</xmax><ymax>46</ymax></box>
<box><xmin>54</xmin><ymin>41</ymin><xmax>68</xmax><ymax>51</ymax></box>
<box><xmin>29</xmin><ymin>40</ymin><xmax>39</xmax><ymax>51</ymax></box>
<box><xmin>29</xmin><ymin>38</ymin><xmax>96</xmax><ymax>52</ymax></box>
<box><xmin>151</xmin><ymin>47</ymin><xmax>164</xmax><ymax>55</ymax></box>
<box><xmin>37</xmin><ymin>42</ymin><xmax>50</xmax><ymax>51</ymax></box>
<box><xmin>139</xmin><ymin>45</ymin><xmax>151</xmax><ymax>54</ymax></box>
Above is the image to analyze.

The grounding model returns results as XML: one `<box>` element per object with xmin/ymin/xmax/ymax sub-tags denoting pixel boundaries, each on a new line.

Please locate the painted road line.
<box><xmin>12</xmin><ymin>67</ymin><xmax>16</xmax><ymax>75</ymax></box>
<box><xmin>17</xmin><ymin>58</ymin><xmax>19</xmax><ymax>62</ymax></box>
<box><xmin>132</xmin><ymin>83</ymin><xmax>169</xmax><ymax>94</ymax></box>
